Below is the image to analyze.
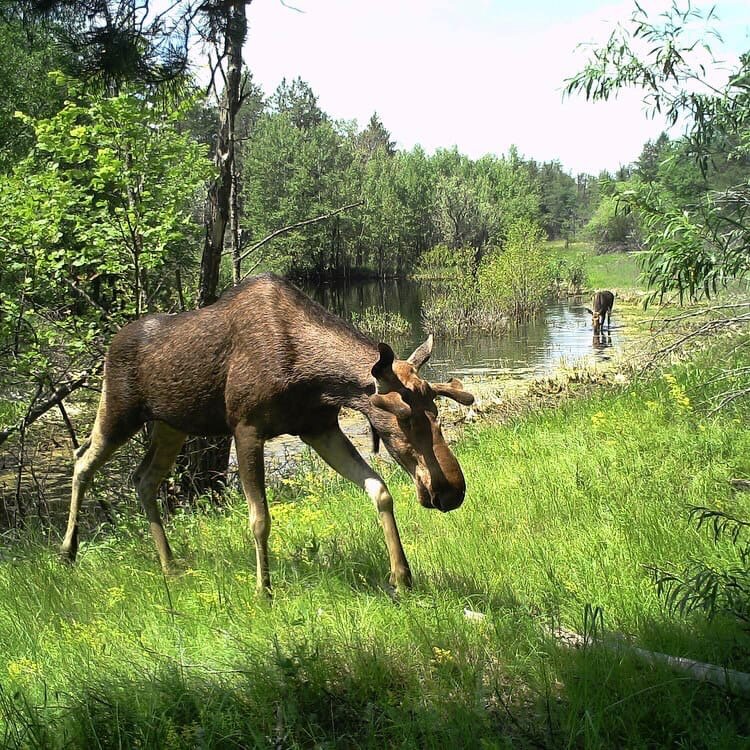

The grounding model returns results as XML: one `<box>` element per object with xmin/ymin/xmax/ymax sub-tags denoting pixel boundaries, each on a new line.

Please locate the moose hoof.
<box><xmin>59</xmin><ymin>542</ymin><xmax>78</xmax><ymax>565</ymax></box>
<box><xmin>161</xmin><ymin>558</ymin><xmax>186</xmax><ymax>577</ymax></box>
<box><xmin>390</xmin><ymin>567</ymin><xmax>413</xmax><ymax>594</ymax></box>
<box><xmin>59</xmin><ymin>550</ymin><xmax>77</xmax><ymax>566</ymax></box>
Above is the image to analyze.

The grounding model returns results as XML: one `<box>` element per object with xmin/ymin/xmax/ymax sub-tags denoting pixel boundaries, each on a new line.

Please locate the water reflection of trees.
<box><xmin>304</xmin><ymin>279</ymin><xmax>423</xmax><ymax>326</ymax></box>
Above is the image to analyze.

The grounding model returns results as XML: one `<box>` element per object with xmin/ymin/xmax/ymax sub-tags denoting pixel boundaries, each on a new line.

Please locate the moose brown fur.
<box><xmin>61</xmin><ymin>274</ymin><xmax>474</xmax><ymax>593</ymax></box>
<box><xmin>585</xmin><ymin>290</ymin><xmax>614</xmax><ymax>334</ymax></box>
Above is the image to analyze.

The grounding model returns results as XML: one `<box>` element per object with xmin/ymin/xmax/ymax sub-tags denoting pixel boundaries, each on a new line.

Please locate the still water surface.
<box><xmin>305</xmin><ymin>278</ymin><xmax>629</xmax><ymax>383</ymax></box>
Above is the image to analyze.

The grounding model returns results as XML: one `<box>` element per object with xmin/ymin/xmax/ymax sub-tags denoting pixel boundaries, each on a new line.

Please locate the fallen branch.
<box><xmin>552</xmin><ymin>625</ymin><xmax>750</xmax><ymax>696</ymax></box>
<box><xmin>0</xmin><ymin>366</ymin><xmax>101</xmax><ymax>448</ymax></box>
<box><xmin>645</xmin><ymin>313</ymin><xmax>750</xmax><ymax>368</ymax></box>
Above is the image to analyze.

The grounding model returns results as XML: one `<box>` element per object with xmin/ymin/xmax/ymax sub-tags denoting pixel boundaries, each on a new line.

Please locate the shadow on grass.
<box><xmin>178</xmin><ymin>519</ymin><xmax>527</xmax><ymax>615</ymax></box>
<box><xmin>9</xmin><ymin>533</ymin><xmax>750</xmax><ymax>747</ymax></box>
<box><xmin>1</xmin><ymin>643</ymin><xmax>529</xmax><ymax>750</ymax></box>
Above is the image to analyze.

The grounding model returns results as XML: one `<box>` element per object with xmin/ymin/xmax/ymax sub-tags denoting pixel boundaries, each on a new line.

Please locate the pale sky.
<box><xmin>239</xmin><ymin>0</ymin><xmax>750</xmax><ymax>176</ymax></box>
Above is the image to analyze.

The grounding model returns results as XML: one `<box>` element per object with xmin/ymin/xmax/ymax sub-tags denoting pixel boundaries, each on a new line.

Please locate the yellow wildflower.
<box><xmin>106</xmin><ymin>586</ymin><xmax>126</xmax><ymax>607</ymax></box>
<box><xmin>7</xmin><ymin>657</ymin><xmax>39</xmax><ymax>681</ymax></box>
<box><xmin>196</xmin><ymin>591</ymin><xmax>219</xmax><ymax>606</ymax></box>
<box><xmin>61</xmin><ymin>618</ymin><xmax>108</xmax><ymax>651</ymax></box>
<box><xmin>432</xmin><ymin>646</ymin><xmax>454</xmax><ymax>664</ymax></box>
<box><xmin>663</xmin><ymin>374</ymin><xmax>691</xmax><ymax>411</ymax></box>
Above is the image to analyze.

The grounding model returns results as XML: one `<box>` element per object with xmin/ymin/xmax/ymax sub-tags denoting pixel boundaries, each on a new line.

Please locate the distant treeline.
<box><xmin>227</xmin><ymin>76</ymin><xmax>604</xmax><ymax>279</ymax></box>
<box><xmin>203</xmin><ymin>75</ymin><xmax>750</xmax><ymax>280</ymax></box>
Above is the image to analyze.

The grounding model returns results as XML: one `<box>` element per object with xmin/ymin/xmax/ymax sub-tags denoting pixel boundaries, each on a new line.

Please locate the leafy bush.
<box><xmin>550</xmin><ymin>254</ymin><xmax>588</xmax><ymax>296</ymax></box>
<box><xmin>582</xmin><ymin>193</ymin><xmax>641</xmax><ymax>252</ymax></box>
<box><xmin>648</xmin><ymin>506</ymin><xmax>750</xmax><ymax>625</ymax></box>
<box><xmin>0</xmin><ymin>75</ymin><xmax>212</xmax><ymax>440</ymax></box>
<box><xmin>419</xmin><ymin>248</ymin><xmax>508</xmax><ymax>336</ymax></box>
<box><xmin>421</xmin><ymin>287</ymin><xmax>508</xmax><ymax>337</ymax></box>
<box><xmin>412</xmin><ymin>244</ymin><xmax>460</xmax><ymax>280</ymax></box>
<box><xmin>478</xmin><ymin>219</ymin><xmax>551</xmax><ymax>322</ymax></box>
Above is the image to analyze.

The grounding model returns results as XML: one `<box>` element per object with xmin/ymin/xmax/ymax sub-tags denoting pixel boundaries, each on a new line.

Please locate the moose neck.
<box><xmin>304</xmin><ymin>323</ymin><xmax>380</xmax><ymax>414</ymax></box>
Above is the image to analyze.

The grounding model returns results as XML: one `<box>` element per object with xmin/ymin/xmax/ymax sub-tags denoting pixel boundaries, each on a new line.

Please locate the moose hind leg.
<box><xmin>61</xmin><ymin>422</ymin><xmax>124</xmax><ymax>563</ymax></box>
<box><xmin>134</xmin><ymin>421</ymin><xmax>186</xmax><ymax>572</ymax></box>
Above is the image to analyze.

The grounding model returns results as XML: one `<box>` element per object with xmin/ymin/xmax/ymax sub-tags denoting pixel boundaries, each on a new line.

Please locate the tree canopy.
<box><xmin>567</xmin><ymin>1</ymin><xmax>750</xmax><ymax>303</ymax></box>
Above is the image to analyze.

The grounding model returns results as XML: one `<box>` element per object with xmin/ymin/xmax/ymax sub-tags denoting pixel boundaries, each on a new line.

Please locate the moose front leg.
<box><xmin>234</xmin><ymin>423</ymin><xmax>271</xmax><ymax>596</ymax></box>
<box><xmin>301</xmin><ymin>426</ymin><xmax>412</xmax><ymax>591</ymax></box>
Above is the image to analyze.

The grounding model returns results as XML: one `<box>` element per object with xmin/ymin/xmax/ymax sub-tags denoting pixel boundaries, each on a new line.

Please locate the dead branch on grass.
<box><xmin>551</xmin><ymin>625</ymin><xmax>750</xmax><ymax>696</ymax></box>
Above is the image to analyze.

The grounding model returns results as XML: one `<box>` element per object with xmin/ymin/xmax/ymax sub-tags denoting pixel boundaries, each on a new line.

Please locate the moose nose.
<box><xmin>432</xmin><ymin>488</ymin><xmax>465</xmax><ymax>513</ymax></box>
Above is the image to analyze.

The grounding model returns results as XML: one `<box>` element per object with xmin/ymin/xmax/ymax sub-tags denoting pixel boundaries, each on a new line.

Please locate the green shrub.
<box><xmin>478</xmin><ymin>219</ymin><xmax>551</xmax><ymax>322</ymax></box>
<box><xmin>550</xmin><ymin>253</ymin><xmax>588</xmax><ymax>296</ymax></box>
<box><xmin>565</xmin><ymin>253</ymin><xmax>588</xmax><ymax>293</ymax></box>
<box><xmin>582</xmin><ymin>194</ymin><xmax>641</xmax><ymax>252</ymax></box>
<box><xmin>412</xmin><ymin>243</ymin><xmax>457</xmax><ymax>280</ymax></box>
<box><xmin>419</xmin><ymin>248</ymin><xmax>508</xmax><ymax>336</ymax></box>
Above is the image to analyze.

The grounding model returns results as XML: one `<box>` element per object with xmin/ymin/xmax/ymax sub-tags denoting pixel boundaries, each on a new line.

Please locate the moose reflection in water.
<box><xmin>61</xmin><ymin>274</ymin><xmax>474</xmax><ymax>594</ymax></box>
<box><xmin>592</xmin><ymin>332</ymin><xmax>613</xmax><ymax>356</ymax></box>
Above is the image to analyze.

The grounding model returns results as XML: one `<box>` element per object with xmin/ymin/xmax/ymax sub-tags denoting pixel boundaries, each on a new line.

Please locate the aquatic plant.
<box><xmin>350</xmin><ymin>307</ymin><xmax>411</xmax><ymax>340</ymax></box>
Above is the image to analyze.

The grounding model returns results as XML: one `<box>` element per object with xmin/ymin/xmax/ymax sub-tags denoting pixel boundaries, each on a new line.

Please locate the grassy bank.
<box><xmin>547</xmin><ymin>240</ymin><xmax>642</xmax><ymax>292</ymax></box>
<box><xmin>1</xmin><ymin>341</ymin><xmax>750</xmax><ymax>748</ymax></box>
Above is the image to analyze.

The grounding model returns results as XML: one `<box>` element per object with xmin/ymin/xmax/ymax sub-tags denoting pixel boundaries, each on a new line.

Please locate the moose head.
<box><xmin>367</xmin><ymin>335</ymin><xmax>474</xmax><ymax>513</ymax></box>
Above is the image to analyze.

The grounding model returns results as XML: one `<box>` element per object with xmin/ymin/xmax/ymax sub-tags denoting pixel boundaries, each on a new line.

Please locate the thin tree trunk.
<box><xmin>183</xmin><ymin>0</ymin><xmax>249</xmax><ymax>500</ymax></box>
<box><xmin>198</xmin><ymin>2</ymin><xmax>248</xmax><ymax>306</ymax></box>
<box><xmin>231</xmin><ymin>158</ymin><xmax>242</xmax><ymax>283</ymax></box>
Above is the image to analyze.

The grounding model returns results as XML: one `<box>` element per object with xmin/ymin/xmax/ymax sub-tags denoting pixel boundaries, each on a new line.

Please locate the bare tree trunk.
<box><xmin>198</xmin><ymin>2</ymin><xmax>247</xmax><ymax>305</ymax></box>
<box><xmin>231</xmin><ymin>158</ymin><xmax>242</xmax><ymax>283</ymax></box>
<box><xmin>183</xmin><ymin>0</ymin><xmax>250</xmax><ymax>500</ymax></box>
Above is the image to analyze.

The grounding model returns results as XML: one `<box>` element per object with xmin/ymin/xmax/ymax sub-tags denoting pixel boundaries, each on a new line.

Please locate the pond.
<box><xmin>305</xmin><ymin>278</ymin><xmax>632</xmax><ymax>383</ymax></box>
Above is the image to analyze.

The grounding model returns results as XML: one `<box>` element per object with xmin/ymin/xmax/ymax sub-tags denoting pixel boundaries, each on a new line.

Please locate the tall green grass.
<box><xmin>1</xmin><ymin>342</ymin><xmax>750</xmax><ymax>747</ymax></box>
<box><xmin>547</xmin><ymin>240</ymin><xmax>643</xmax><ymax>292</ymax></box>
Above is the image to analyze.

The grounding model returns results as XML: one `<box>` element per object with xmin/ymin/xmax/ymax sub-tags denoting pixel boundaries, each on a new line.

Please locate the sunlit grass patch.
<box><xmin>547</xmin><ymin>240</ymin><xmax>643</xmax><ymax>292</ymax></box>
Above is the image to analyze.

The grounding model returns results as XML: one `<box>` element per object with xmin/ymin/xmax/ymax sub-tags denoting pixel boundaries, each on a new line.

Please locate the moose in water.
<box><xmin>585</xmin><ymin>290</ymin><xmax>614</xmax><ymax>335</ymax></box>
<box><xmin>61</xmin><ymin>274</ymin><xmax>474</xmax><ymax>594</ymax></box>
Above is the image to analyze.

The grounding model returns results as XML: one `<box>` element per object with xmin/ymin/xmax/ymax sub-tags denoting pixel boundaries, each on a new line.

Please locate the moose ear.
<box><xmin>370</xmin><ymin>392</ymin><xmax>413</xmax><ymax>420</ymax></box>
<box><xmin>585</xmin><ymin>307</ymin><xmax>594</xmax><ymax>315</ymax></box>
<box><xmin>432</xmin><ymin>378</ymin><xmax>475</xmax><ymax>406</ymax></box>
<box><xmin>407</xmin><ymin>334</ymin><xmax>433</xmax><ymax>371</ymax></box>
<box><xmin>371</xmin><ymin>343</ymin><xmax>395</xmax><ymax>387</ymax></box>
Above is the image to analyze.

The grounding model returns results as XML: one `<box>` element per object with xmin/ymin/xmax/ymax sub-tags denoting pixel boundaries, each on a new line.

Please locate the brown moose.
<box><xmin>585</xmin><ymin>290</ymin><xmax>614</xmax><ymax>334</ymax></box>
<box><xmin>61</xmin><ymin>274</ymin><xmax>474</xmax><ymax>594</ymax></box>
